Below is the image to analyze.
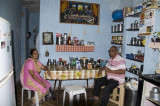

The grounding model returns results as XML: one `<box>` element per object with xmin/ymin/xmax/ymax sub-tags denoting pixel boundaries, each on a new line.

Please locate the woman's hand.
<box><xmin>47</xmin><ymin>71</ymin><xmax>51</xmax><ymax>76</ymax></box>
<box><xmin>42</xmin><ymin>83</ymin><xmax>46</xmax><ymax>88</ymax></box>
<box><xmin>44</xmin><ymin>66</ymin><xmax>48</xmax><ymax>71</ymax></box>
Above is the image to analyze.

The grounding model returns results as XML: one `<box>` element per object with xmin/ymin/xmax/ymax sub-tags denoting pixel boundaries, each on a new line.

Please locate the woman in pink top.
<box><xmin>20</xmin><ymin>49</ymin><xmax>51</xmax><ymax>105</ymax></box>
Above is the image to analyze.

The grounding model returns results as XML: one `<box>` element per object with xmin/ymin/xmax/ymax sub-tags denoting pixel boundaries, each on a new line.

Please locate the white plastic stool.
<box><xmin>63</xmin><ymin>85</ymin><xmax>87</xmax><ymax>106</ymax></box>
<box><xmin>21</xmin><ymin>87</ymin><xmax>44</xmax><ymax>106</ymax></box>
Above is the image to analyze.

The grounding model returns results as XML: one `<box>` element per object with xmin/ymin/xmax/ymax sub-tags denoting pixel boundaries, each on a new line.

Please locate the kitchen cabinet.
<box><xmin>140</xmin><ymin>80</ymin><xmax>160</xmax><ymax>106</ymax></box>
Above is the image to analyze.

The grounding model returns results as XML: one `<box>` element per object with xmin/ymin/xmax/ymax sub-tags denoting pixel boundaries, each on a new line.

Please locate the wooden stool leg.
<box><xmin>109</xmin><ymin>84</ymin><xmax>125</xmax><ymax>106</ymax></box>
<box><xmin>119</xmin><ymin>85</ymin><xmax>125</xmax><ymax>106</ymax></box>
<box><xmin>112</xmin><ymin>88</ymin><xmax>117</xmax><ymax>100</ymax></box>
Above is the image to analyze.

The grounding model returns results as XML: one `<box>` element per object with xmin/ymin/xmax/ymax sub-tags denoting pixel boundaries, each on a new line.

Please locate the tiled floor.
<box><xmin>15</xmin><ymin>82</ymin><xmax>117</xmax><ymax>106</ymax></box>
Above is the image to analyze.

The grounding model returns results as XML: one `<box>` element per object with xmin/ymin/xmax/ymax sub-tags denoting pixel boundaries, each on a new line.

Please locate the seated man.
<box><xmin>90</xmin><ymin>46</ymin><xmax>126</xmax><ymax>106</ymax></box>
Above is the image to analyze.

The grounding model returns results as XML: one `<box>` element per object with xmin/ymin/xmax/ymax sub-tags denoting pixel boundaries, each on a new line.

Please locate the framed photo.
<box><xmin>60</xmin><ymin>1</ymin><xmax>100</xmax><ymax>25</ymax></box>
<box><xmin>43</xmin><ymin>32</ymin><xmax>53</xmax><ymax>45</ymax></box>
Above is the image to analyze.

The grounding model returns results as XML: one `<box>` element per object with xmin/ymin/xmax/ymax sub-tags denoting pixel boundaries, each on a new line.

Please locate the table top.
<box><xmin>44</xmin><ymin>67</ymin><xmax>106</xmax><ymax>80</ymax></box>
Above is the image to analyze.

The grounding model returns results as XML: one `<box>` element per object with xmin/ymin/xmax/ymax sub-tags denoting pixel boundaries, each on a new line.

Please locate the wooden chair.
<box><xmin>109</xmin><ymin>84</ymin><xmax>125</xmax><ymax>106</ymax></box>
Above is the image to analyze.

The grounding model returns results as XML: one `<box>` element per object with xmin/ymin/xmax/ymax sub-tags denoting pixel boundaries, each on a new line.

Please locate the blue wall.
<box><xmin>21</xmin><ymin>6</ymin><xmax>30</xmax><ymax>69</ymax></box>
<box><xmin>29</xmin><ymin>12</ymin><xmax>39</xmax><ymax>50</ymax></box>
<box><xmin>39</xmin><ymin>0</ymin><xmax>120</xmax><ymax>64</ymax></box>
<box><xmin>38</xmin><ymin>0</ymin><xmax>120</xmax><ymax>87</ymax></box>
<box><xmin>0</xmin><ymin>0</ymin><xmax>21</xmax><ymax>81</ymax></box>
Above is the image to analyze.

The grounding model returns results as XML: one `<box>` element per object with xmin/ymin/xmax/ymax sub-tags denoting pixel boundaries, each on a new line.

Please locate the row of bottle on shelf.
<box><xmin>126</xmin><ymin>52</ymin><xmax>144</xmax><ymax>62</ymax></box>
<box><xmin>111</xmin><ymin>24</ymin><xmax>123</xmax><ymax>33</ymax></box>
<box><xmin>126</xmin><ymin>64</ymin><xmax>143</xmax><ymax>75</ymax></box>
<box><xmin>130</xmin><ymin>37</ymin><xmax>145</xmax><ymax>46</ymax></box>
<box><xmin>111</xmin><ymin>35</ymin><xmax>123</xmax><ymax>45</ymax></box>
<box><xmin>47</xmin><ymin>57</ymin><xmax>108</xmax><ymax>70</ymax></box>
<box><xmin>56</xmin><ymin>33</ymin><xmax>95</xmax><ymax>45</ymax></box>
<box><xmin>111</xmin><ymin>20</ymin><xmax>139</xmax><ymax>33</ymax></box>
<box><xmin>130</xmin><ymin>20</ymin><xmax>139</xmax><ymax>30</ymax></box>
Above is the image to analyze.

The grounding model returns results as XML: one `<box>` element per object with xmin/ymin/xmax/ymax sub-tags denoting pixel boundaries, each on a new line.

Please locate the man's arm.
<box><xmin>98</xmin><ymin>66</ymin><xmax>108</xmax><ymax>76</ymax></box>
<box><xmin>106</xmin><ymin>68</ymin><xmax>125</xmax><ymax>74</ymax></box>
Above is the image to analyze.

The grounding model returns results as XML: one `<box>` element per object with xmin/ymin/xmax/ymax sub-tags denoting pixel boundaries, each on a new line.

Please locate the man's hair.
<box><xmin>111</xmin><ymin>46</ymin><xmax>118</xmax><ymax>51</ymax></box>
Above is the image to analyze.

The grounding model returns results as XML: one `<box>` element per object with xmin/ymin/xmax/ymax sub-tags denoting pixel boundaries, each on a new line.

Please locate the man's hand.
<box><xmin>98</xmin><ymin>69</ymin><xmax>102</xmax><ymax>77</ymax></box>
<box><xmin>106</xmin><ymin>68</ymin><xmax>111</xmax><ymax>73</ymax></box>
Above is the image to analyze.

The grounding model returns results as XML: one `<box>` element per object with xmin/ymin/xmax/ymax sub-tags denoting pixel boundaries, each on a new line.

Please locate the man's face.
<box><xmin>108</xmin><ymin>47</ymin><xmax>118</xmax><ymax>58</ymax></box>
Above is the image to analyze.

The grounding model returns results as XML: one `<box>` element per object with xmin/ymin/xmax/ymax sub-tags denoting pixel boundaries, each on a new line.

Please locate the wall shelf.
<box><xmin>111</xmin><ymin>31</ymin><xmax>123</xmax><ymax>33</ymax></box>
<box><xmin>149</xmin><ymin>42</ymin><xmax>160</xmax><ymax>50</ymax></box>
<box><xmin>139</xmin><ymin>32</ymin><xmax>151</xmax><ymax>36</ymax></box>
<box><xmin>126</xmin><ymin>29</ymin><xmax>139</xmax><ymax>31</ymax></box>
<box><xmin>112</xmin><ymin>18</ymin><xmax>123</xmax><ymax>22</ymax></box>
<box><xmin>56</xmin><ymin>45</ymin><xmax>94</xmax><ymax>52</ymax></box>
<box><xmin>111</xmin><ymin>43</ymin><xmax>122</xmax><ymax>45</ymax></box>
<box><xmin>127</xmin><ymin>44</ymin><xmax>145</xmax><ymax>47</ymax></box>
<box><xmin>126</xmin><ymin>58</ymin><xmax>144</xmax><ymax>63</ymax></box>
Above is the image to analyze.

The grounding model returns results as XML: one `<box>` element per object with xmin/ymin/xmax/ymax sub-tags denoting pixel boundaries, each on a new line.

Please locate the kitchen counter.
<box><xmin>140</xmin><ymin>74</ymin><xmax>160</xmax><ymax>87</ymax></box>
<box><xmin>140</xmin><ymin>74</ymin><xmax>160</xmax><ymax>106</ymax></box>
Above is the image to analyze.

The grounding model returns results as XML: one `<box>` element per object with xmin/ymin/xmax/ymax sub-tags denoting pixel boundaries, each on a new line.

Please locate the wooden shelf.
<box><xmin>112</xmin><ymin>18</ymin><xmax>123</xmax><ymax>22</ymax></box>
<box><xmin>139</xmin><ymin>32</ymin><xmax>151</xmax><ymax>36</ymax></box>
<box><xmin>126</xmin><ymin>29</ymin><xmax>139</xmax><ymax>31</ymax></box>
<box><xmin>127</xmin><ymin>44</ymin><xmax>145</xmax><ymax>47</ymax></box>
<box><xmin>126</xmin><ymin>58</ymin><xmax>144</xmax><ymax>63</ymax></box>
<box><xmin>146</xmin><ymin>97</ymin><xmax>160</xmax><ymax>106</ymax></box>
<box><xmin>149</xmin><ymin>42</ymin><xmax>160</xmax><ymax>50</ymax></box>
<box><xmin>56</xmin><ymin>45</ymin><xmax>94</xmax><ymax>52</ymax></box>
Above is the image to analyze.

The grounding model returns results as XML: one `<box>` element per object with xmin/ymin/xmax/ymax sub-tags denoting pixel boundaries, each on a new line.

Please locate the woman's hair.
<box><xmin>30</xmin><ymin>49</ymin><xmax>37</xmax><ymax>55</ymax></box>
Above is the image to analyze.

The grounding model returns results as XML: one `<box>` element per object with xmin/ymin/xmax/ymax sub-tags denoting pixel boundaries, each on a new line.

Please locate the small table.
<box><xmin>44</xmin><ymin>68</ymin><xmax>104</xmax><ymax>104</ymax></box>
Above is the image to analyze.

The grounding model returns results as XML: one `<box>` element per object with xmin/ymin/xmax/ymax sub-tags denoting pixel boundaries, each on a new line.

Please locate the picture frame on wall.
<box><xmin>60</xmin><ymin>1</ymin><xmax>100</xmax><ymax>25</ymax></box>
<box><xmin>42</xmin><ymin>32</ymin><xmax>53</xmax><ymax>45</ymax></box>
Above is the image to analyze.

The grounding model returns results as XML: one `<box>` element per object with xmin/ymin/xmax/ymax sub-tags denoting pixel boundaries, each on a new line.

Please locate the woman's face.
<box><xmin>31</xmin><ymin>50</ymin><xmax>39</xmax><ymax>59</ymax></box>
